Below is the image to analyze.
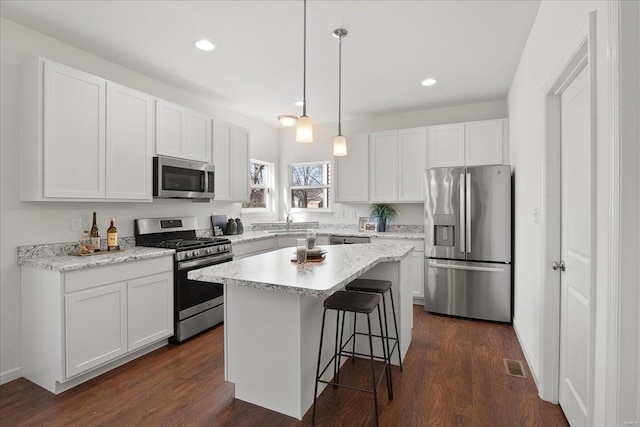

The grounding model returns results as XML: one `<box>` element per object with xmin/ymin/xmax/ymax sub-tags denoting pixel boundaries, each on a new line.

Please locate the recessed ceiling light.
<box><xmin>294</xmin><ymin>101</ymin><xmax>304</xmax><ymax>107</ymax></box>
<box><xmin>194</xmin><ymin>39</ymin><xmax>215</xmax><ymax>51</ymax></box>
<box><xmin>421</xmin><ymin>78</ymin><xmax>437</xmax><ymax>87</ymax></box>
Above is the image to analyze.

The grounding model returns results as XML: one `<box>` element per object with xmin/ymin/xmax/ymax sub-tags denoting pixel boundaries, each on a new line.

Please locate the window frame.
<box><xmin>288</xmin><ymin>161</ymin><xmax>332</xmax><ymax>212</ymax></box>
<box><xmin>242</xmin><ymin>159</ymin><xmax>274</xmax><ymax>212</ymax></box>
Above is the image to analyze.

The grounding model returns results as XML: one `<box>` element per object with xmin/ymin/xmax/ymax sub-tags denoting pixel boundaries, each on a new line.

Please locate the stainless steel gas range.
<box><xmin>135</xmin><ymin>216</ymin><xmax>232</xmax><ymax>342</ymax></box>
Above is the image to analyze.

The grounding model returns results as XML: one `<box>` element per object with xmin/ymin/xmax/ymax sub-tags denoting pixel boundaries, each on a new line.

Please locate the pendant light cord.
<box><xmin>302</xmin><ymin>0</ymin><xmax>307</xmax><ymax>117</ymax></box>
<box><xmin>338</xmin><ymin>34</ymin><xmax>342</xmax><ymax>135</ymax></box>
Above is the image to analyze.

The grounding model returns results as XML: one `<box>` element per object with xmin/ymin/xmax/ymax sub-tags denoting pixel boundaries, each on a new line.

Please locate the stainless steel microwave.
<box><xmin>153</xmin><ymin>156</ymin><xmax>215</xmax><ymax>199</ymax></box>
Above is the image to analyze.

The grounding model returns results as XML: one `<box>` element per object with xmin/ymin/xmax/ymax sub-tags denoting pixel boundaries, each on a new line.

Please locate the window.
<box><xmin>242</xmin><ymin>160</ymin><xmax>273</xmax><ymax>209</ymax></box>
<box><xmin>289</xmin><ymin>162</ymin><xmax>331</xmax><ymax>209</ymax></box>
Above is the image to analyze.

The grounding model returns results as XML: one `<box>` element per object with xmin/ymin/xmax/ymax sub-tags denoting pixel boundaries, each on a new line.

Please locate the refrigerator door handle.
<box><xmin>466</xmin><ymin>173</ymin><xmax>472</xmax><ymax>253</ymax></box>
<box><xmin>459</xmin><ymin>174</ymin><xmax>466</xmax><ymax>253</ymax></box>
<box><xmin>430</xmin><ymin>262</ymin><xmax>506</xmax><ymax>273</ymax></box>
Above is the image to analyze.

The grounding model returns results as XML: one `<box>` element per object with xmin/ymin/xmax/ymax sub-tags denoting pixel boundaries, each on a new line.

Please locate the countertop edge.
<box><xmin>194</xmin><ymin>245</ymin><xmax>414</xmax><ymax>297</ymax></box>
<box><xmin>18</xmin><ymin>248</ymin><xmax>176</xmax><ymax>272</ymax></box>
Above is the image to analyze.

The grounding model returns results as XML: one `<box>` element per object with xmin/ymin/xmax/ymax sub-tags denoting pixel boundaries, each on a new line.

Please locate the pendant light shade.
<box><xmin>332</xmin><ymin>28</ymin><xmax>348</xmax><ymax>156</ymax></box>
<box><xmin>333</xmin><ymin>135</ymin><xmax>347</xmax><ymax>156</ymax></box>
<box><xmin>296</xmin><ymin>0</ymin><xmax>314</xmax><ymax>143</ymax></box>
<box><xmin>296</xmin><ymin>115</ymin><xmax>314</xmax><ymax>143</ymax></box>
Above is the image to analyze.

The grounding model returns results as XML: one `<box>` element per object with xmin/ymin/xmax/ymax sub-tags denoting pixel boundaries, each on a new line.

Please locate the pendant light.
<box><xmin>296</xmin><ymin>0</ymin><xmax>313</xmax><ymax>143</ymax></box>
<box><xmin>332</xmin><ymin>28</ymin><xmax>348</xmax><ymax>156</ymax></box>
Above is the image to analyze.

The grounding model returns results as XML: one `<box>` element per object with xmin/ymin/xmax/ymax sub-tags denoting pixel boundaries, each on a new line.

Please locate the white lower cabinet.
<box><xmin>372</xmin><ymin>238</ymin><xmax>424</xmax><ymax>301</ymax></box>
<box><xmin>21</xmin><ymin>256</ymin><xmax>173</xmax><ymax>394</ymax></box>
<box><xmin>65</xmin><ymin>282</ymin><xmax>128</xmax><ymax>378</ymax></box>
<box><xmin>411</xmin><ymin>250</ymin><xmax>425</xmax><ymax>299</ymax></box>
<box><xmin>232</xmin><ymin>237</ymin><xmax>277</xmax><ymax>259</ymax></box>
<box><xmin>127</xmin><ymin>273</ymin><xmax>173</xmax><ymax>351</ymax></box>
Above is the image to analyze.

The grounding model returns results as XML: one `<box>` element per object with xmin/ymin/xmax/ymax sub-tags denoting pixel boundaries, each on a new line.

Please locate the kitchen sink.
<box><xmin>264</xmin><ymin>229</ymin><xmax>310</xmax><ymax>234</ymax></box>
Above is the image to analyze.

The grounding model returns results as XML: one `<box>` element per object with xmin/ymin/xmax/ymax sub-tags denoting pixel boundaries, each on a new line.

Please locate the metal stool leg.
<box><xmin>389</xmin><ymin>288</ymin><xmax>403</xmax><ymax>371</ymax></box>
<box><xmin>332</xmin><ymin>309</ymin><xmax>342</xmax><ymax>388</ymax></box>
<box><xmin>366</xmin><ymin>313</ymin><xmax>380</xmax><ymax>427</ymax></box>
<box><xmin>312</xmin><ymin>308</ymin><xmax>328</xmax><ymax>425</ymax></box>
<box><xmin>380</xmin><ymin>294</ymin><xmax>394</xmax><ymax>398</ymax></box>
<box><xmin>351</xmin><ymin>312</ymin><xmax>357</xmax><ymax>363</ymax></box>
<box><xmin>377</xmin><ymin>303</ymin><xmax>393</xmax><ymax>400</ymax></box>
<box><xmin>336</xmin><ymin>309</ymin><xmax>347</xmax><ymax>385</ymax></box>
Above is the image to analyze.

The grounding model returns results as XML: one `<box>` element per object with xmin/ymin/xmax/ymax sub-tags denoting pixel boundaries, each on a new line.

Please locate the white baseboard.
<box><xmin>0</xmin><ymin>366</ymin><xmax>23</xmax><ymax>385</ymax></box>
<box><xmin>512</xmin><ymin>317</ymin><xmax>540</xmax><ymax>390</ymax></box>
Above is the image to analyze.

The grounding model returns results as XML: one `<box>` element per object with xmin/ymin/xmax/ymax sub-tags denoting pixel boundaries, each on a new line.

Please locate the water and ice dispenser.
<box><xmin>433</xmin><ymin>214</ymin><xmax>455</xmax><ymax>247</ymax></box>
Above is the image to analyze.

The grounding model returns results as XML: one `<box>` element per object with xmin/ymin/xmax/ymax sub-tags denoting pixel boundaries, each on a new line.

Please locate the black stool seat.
<box><xmin>345</xmin><ymin>278</ymin><xmax>392</xmax><ymax>294</ymax></box>
<box><xmin>324</xmin><ymin>291</ymin><xmax>380</xmax><ymax>313</ymax></box>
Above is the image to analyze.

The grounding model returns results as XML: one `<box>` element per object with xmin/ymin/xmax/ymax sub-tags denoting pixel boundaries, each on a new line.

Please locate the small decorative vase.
<box><xmin>225</xmin><ymin>219</ymin><xmax>237</xmax><ymax>235</ymax></box>
<box><xmin>378</xmin><ymin>219</ymin><xmax>386</xmax><ymax>232</ymax></box>
<box><xmin>235</xmin><ymin>218</ymin><xmax>244</xmax><ymax>234</ymax></box>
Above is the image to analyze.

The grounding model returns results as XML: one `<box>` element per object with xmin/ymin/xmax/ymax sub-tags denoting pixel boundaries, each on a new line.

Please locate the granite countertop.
<box><xmin>228</xmin><ymin>229</ymin><xmax>424</xmax><ymax>245</ymax></box>
<box><xmin>188</xmin><ymin>243</ymin><xmax>414</xmax><ymax>297</ymax></box>
<box><xmin>17</xmin><ymin>247</ymin><xmax>175</xmax><ymax>272</ymax></box>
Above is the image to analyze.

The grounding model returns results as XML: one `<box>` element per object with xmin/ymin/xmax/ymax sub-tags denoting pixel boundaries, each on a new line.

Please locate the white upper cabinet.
<box><xmin>397</xmin><ymin>127</ymin><xmax>427</xmax><ymax>202</ymax></box>
<box><xmin>369</xmin><ymin>131</ymin><xmax>398</xmax><ymax>201</ymax></box>
<box><xmin>43</xmin><ymin>61</ymin><xmax>106</xmax><ymax>199</ymax></box>
<box><xmin>427</xmin><ymin>119</ymin><xmax>507</xmax><ymax>168</ymax></box>
<box><xmin>212</xmin><ymin>120</ymin><xmax>250</xmax><ymax>202</ymax></box>
<box><xmin>464</xmin><ymin>119</ymin><xmax>505</xmax><ymax>166</ymax></box>
<box><xmin>105</xmin><ymin>83</ymin><xmax>153</xmax><ymax>200</ymax></box>
<box><xmin>155</xmin><ymin>100</ymin><xmax>211</xmax><ymax>163</ymax></box>
<box><xmin>22</xmin><ymin>59</ymin><xmax>152</xmax><ymax>201</ymax></box>
<box><xmin>334</xmin><ymin>135</ymin><xmax>369</xmax><ymax>202</ymax></box>
<box><xmin>427</xmin><ymin>123</ymin><xmax>465</xmax><ymax>168</ymax></box>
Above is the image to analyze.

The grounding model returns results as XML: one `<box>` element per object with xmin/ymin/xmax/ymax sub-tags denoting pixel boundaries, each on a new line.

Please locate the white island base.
<box><xmin>208</xmin><ymin>245</ymin><xmax>414</xmax><ymax>420</ymax></box>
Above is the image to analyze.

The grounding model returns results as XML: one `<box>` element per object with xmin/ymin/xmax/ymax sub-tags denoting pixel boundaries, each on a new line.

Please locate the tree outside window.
<box><xmin>242</xmin><ymin>160</ymin><xmax>273</xmax><ymax>209</ymax></box>
<box><xmin>289</xmin><ymin>162</ymin><xmax>331</xmax><ymax>209</ymax></box>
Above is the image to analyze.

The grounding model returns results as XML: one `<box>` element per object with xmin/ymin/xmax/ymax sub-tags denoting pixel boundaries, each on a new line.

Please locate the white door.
<box><xmin>398</xmin><ymin>127</ymin><xmax>427</xmax><ymax>202</ymax></box>
<box><xmin>369</xmin><ymin>131</ymin><xmax>398</xmax><ymax>201</ymax></box>
<box><xmin>213</xmin><ymin>120</ymin><xmax>233</xmax><ymax>200</ymax></box>
<box><xmin>128</xmin><ymin>272</ymin><xmax>173</xmax><ymax>351</ymax></box>
<box><xmin>558</xmin><ymin>65</ymin><xmax>591</xmax><ymax>426</ymax></box>
<box><xmin>231</xmin><ymin>126</ymin><xmax>250</xmax><ymax>201</ymax></box>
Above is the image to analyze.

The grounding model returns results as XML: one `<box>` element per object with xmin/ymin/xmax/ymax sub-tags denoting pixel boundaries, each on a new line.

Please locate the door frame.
<box><xmin>539</xmin><ymin>12</ymin><xmax>597</xmax><ymax>416</ymax></box>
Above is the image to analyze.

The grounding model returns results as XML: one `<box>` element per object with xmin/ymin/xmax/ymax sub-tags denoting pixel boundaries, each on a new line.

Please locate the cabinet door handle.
<box><xmin>552</xmin><ymin>260</ymin><xmax>565</xmax><ymax>271</ymax></box>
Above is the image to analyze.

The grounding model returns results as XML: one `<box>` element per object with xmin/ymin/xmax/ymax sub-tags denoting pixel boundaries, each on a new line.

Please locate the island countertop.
<box><xmin>188</xmin><ymin>243</ymin><xmax>414</xmax><ymax>297</ymax></box>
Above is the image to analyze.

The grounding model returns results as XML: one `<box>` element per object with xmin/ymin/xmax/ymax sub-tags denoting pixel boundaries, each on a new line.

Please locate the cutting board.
<box><xmin>211</xmin><ymin>215</ymin><xmax>227</xmax><ymax>235</ymax></box>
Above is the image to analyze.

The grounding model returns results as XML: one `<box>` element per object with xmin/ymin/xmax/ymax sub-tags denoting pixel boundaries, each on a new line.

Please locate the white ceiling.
<box><xmin>0</xmin><ymin>0</ymin><xmax>540</xmax><ymax>126</ymax></box>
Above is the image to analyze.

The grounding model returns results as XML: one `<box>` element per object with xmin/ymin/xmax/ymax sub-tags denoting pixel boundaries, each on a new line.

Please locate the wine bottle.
<box><xmin>107</xmin><ymin>218</ymin><xmax>118</xmax><ymax>251</ymax></box>
<box><xmin>90</xmin><ymin>212</ymin><xmax>100</xmax><ymax>251</ymax></box>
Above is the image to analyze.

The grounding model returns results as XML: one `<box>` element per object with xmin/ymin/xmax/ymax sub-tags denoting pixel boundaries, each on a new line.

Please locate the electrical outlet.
<box><xmin>71</xmin><ymin>217</ymin><xmax>82</xmax><ymax>231</ymax></box>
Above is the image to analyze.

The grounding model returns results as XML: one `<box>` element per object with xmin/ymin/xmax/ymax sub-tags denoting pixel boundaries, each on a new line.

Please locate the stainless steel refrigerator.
<box><xmin>424</xmin><ymin>165</ymin><xmax>512</xmax><ymax>322</ymax></box>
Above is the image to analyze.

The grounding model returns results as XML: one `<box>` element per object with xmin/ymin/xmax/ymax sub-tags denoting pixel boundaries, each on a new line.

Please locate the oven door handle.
<box><xmin>177</xmin><ymin>253</ymin><xmax>234</xmax><ymax>270</ymax></box>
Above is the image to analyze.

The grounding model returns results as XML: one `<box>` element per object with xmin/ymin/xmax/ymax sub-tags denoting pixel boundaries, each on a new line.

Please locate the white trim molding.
<box><xmin>538</xmin><ymin>17</ymin><xmax>592</xmax><ymax>406</ymax></box>
<box><xmin>605</xmin><ymin>3</ymin><xmax>621</xmax><ymax>426</ymax></box>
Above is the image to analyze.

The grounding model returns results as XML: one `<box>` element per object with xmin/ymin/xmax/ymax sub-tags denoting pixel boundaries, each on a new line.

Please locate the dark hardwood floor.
<box><xmin>0</xmin><ymin>306</ymin><xmax>568</xmax><ymax>426</ymax></box>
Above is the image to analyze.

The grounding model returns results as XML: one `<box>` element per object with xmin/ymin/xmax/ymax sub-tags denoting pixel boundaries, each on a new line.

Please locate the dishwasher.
<box><xmin>329</xmin><ymin>235</ymin><xmax>371</xmax><ymax>245</ymax></box>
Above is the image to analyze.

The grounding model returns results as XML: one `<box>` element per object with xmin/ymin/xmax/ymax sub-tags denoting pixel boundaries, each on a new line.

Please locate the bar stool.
<box><xmin>312</xmin><ymin>291</ymin><xmax>391</xmax><ymax>427</ymax></box>
<box><xmin>345</xmin><ymin>278</ymin><xmax>403</xmax><ymax>372</ymax></box>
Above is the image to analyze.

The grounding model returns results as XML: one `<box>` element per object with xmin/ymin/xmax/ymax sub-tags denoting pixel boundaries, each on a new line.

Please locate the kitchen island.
<box><xmin>188</xmin><ymin>243</ymin><xmax>414</xmax><ymax>420</ymax></box>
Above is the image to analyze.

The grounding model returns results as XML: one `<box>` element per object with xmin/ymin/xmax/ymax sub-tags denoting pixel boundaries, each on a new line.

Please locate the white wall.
<box><xmin>0</xmin><ymin>18</ymin><xmax>279</xmax><ymax>383</ymax></box>
<box><xmin>277</xmin><ymin>100</ymin><xmax>507</xmax><ymax>224</ymax></box>
<box><xmin>508</xmin><ymin>1</ymin><xmax>639</xmax><ymax>424</ymax></box>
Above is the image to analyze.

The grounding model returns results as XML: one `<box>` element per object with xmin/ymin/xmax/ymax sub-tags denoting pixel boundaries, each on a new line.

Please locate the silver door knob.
<box><xmin>552</xmin><ymin>260</ymin><xmax>566</xmax><ymax>271</ymax></box>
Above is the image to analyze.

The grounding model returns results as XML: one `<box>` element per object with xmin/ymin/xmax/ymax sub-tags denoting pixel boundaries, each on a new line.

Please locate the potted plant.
<box><xmin>368</xmin><ymin>203</ymin><xmax>398</xmax><ymax>232</ymax></box>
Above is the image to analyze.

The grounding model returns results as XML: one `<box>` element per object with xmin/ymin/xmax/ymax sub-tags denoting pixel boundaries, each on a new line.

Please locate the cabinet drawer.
<box><xmin>64</xmin><ymin>256</ymin><xmax>173</xmax><ymax>293</ymax></box>
<box><xmin>232</xmin><ymin>237</ymin><xmax>276</xmax><ymax>258</ymax></box>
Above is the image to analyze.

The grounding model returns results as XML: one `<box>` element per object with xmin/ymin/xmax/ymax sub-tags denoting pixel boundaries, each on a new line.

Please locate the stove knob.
<box><xmin>207</xmin><ymin>247</ymin><xmax>214</xmax><ymax>254</ymax></box>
